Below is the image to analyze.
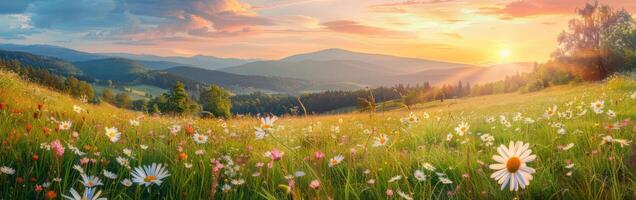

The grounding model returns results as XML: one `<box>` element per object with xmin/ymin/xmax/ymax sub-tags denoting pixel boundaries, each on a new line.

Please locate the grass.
<box><xmin>1</xmin><ymin>69</ymin><xmax>636</xmax><ymax>199</ymax></box>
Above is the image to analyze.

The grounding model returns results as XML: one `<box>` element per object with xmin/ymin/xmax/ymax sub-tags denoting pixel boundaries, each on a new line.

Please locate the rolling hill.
<box><xmin>0</xmin><ymin>50</ymin><xmax>82</xmax><ymax>75</ymax></box>
<box><xmin>101</xmin><ymin>53</ymin><xmax>259</xmax><ymax>70</ymax></box>
<box><xmin>0</xmin><ymin>43</ymin><xmax>105</xmax><ymax>62</ymax></box>
<box><xmin>74</xmin><ymin>58</ymin><xmax>151</xmax><ymax>83</ymax></box>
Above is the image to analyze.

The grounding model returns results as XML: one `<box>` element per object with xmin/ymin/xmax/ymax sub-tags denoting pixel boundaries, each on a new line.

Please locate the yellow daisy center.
<box><xmin>144</xmin><ymin>175</ymin><xmax>157</xmax><ymax>182</ymax></box>
<box><xmin>262</xmin><ymin>124</ymin><xmax>271</xmax><ymax>129</ymax></box>
<box><xmin>198</xmin><ymin>136</ymin><xmax>205</xmax><ymax>141</ymax></box>
<box><xmin>506</xmin><ymin>157</ymin><xmax>521</xmax><ymax>173</ymax></box>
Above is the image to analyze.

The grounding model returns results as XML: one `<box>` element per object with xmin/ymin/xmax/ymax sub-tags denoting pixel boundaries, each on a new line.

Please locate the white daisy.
<box><xmin>80</xmin><ymin>174</ymin><xmax>103</xmax><ymax>188</ymax></box>
<box><xmin>413</xmin><ymin>170</ymin><xmax>427</xmax><ymax>181</ymax></box>
<box><xmin>192</xmin><ymin>133</ymin><xmax>209</xmax><ymax>144</ymax></box>
<box><xmin>103</xmin><ymin>170</ymin><xmax>117</xmax><ymax>179</ymax></box>
<box><xmin>328</xmin><ymin>155</ymin><xmax>344</xmax><ymax>167</ymax></box>
<box><xmin>454</xmin><ymin>122</ymin><xmax>469</xmax><ymax>136</ymax></box>
<box><xmin>104</xmin><ymin>127</ymin><xmax>121</xmax><ymax>142</ymax></box>
<box><xmin>260</xmin><ymin>116</ymin><xmax>277</xmax><ymax>130</ymax></box>
<box><xmin>121</xmin><ymin>178</ymin><xmax>133</xmax><ymax>187</ymax></box>
<box><xmin>372</xmin><ymin>134</ymin><xmax>389</xmax><ymax>147</ymax></box>
<box><xmin>62</xmin><ymin>187</ymin><xmax>106</xmax><ymax>200</ymax></box>
<box><xmin>59</xmin><ymin>121</ymin><xmax>72</xmax><ymax>131</ymax></box>
<box><xmin>131</xmin><ymin>163</ymin><xmax>171</xmax><ymax>187</ymax></box>
<box><xmin>72</xmin><ymin>105</ymin><xmax>83</xmax><ymax>114</ymax></box>
<box><xmin>129</xmin><ymin>119</ymin><xmax>140</xmax><ymax>127</ymax></box>
<box><xmin>489</xmin><ymin>141</ymin><xmax>536</xmax><ymax>191</ymax></box>
<box><xmin>0</xmin><ymin>166</ymin><xmax>15</xmax><ymax>175</ymax></box>
<box><xmin>591</xmin><ymin>100</ymin><xmax>604</xmax><ymax>113</ymax></box>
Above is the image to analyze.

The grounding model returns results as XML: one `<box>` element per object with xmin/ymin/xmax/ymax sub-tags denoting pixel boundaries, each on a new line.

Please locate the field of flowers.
<box><xmin>1</xmin><ymin>69</ymin><xmax>636</xmax><ymax>200</ymax></box>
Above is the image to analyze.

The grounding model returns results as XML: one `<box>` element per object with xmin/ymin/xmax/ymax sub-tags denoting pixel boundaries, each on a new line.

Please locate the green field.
<box><xmin>1</xmin><ymin>70</ymin><xmax>636</xmax><ymax>199</ymax></box>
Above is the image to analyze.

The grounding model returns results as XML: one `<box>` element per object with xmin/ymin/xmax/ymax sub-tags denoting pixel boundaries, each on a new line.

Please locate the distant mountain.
<box><xmin>220</xmin><ymin>48</ymin><xmax>474</xmax><ymax>82</ymax></box>
<box><xmin>101</xmin><ymin>53</ymin><xmax>259</xmax><ymax>70</ymax></box>
<box><xmin>0</xmin><ymin>50</ymin><xmax>82</xmax><ymax>75</ymax></box>
<box><xmin>282</xmin><ymin>48</ymin><xmax>471</xmax><ymax>73</ymax></box>
<box><xmin>221</xmin><ymin>60</ymin><xmax>404</xmax><ymax>82</ymax></box>
<box><xmin>74</xmin><ymin>58</ymin><xmax>151</xmax><ymax>83</ymax></box>
<box><xmin>0</xmin><ymin>44</ymin><xmax>105</xmax><ymax>62</ymax></box>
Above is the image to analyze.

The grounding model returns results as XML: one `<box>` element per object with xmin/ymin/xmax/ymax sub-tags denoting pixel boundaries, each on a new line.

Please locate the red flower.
<box><xmin>26</xmin><ymin>124</ymin><xmax>33</xmax><ymax>132</ymax></box>
<box><xmin>45</xmin><ymin>190</ymin><xmax>57</xmax><ymax>199</ymax></box>
<box><xmin>32</xmin><ymin>154</ymin><xmax>39</xmax><ymax>161</ymax></box>
<box><xmin>178</xmin><ymin>152</ymin><xmax>188</xmax><ymax>161</ymax></box>
<box><xmin>37</xmin><ymin>103</ymin><xmax>43</xmax><ymax>111</ymax></box>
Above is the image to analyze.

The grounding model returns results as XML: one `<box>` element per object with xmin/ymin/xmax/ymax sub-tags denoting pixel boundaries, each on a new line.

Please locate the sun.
<box><xmin>498</xmin><ymin>49</ymin><xmax>511</xmax><ymax>59</ymax></box>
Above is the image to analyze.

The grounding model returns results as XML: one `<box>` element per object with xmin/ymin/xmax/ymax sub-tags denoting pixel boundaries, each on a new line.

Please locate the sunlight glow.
<box><xmin>499</xmin><ymin>49</ymin><xmax>511</xmax><ymax>60</ymax></box>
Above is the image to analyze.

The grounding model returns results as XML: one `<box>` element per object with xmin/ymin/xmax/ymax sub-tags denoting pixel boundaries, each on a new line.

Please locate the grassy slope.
<box><xmin>1</xmin><ymin>70</ymin><xmax>636</xmax><ymax>199</ymax></box>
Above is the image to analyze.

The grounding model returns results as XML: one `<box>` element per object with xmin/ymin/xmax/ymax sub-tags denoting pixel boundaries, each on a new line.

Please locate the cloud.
<box><xmin>321</xmin><ymin>20</ymin><xmax>403</xmax><ymax>36</ymax></box>
<box><xmin>440</xmin><ymin>33</ymin><xmax>463</xmax><ymax>39</ymax></box>
<box><xmin>369</xmin><ymin>0</ymin><xmax>456</xmax><ymax>13</ymax></box>
<box><xmin>0</xmin><ymin>1</ymin><xmax>36</xmax><ymax>14</ymax></box>
<box><xmin>479</xmin><ymin>0</ymin><xmax>636</xmax><ymax>19</ymax></box>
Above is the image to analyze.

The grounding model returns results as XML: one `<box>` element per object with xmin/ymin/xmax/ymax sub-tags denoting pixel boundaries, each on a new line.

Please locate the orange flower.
<box><xmin>185</xmin><ymin>125</ymin><xmax>195</xmax><ymax>135</ymax></box>
<box><xmin>45</xmin><ymin>190</ymin><xmax>57</xmax><ymax>199</ymax></box>
<box><xmin>0</xmin><ymin>103</ymin><xmax>5</xmax><ymax>110</ymax></box>
<box><xmin>178</xmin><ymin>152</ymin><xmax>188</xmax><ymax>161</ymax></box>
<box><xmin>26</xmin><ymin>124</ymin><xmax>33</xmax><ymax>132</ymax></box>
<box><xmin>43</xmin><ymin>127</ymin><xmax>50</xmax><ymax>136</ymax></box>
<box><xmin>37</xmin><ymin>103</ymin><xmax>43</xmax><ymax>111</ymax></box>
<box><xmin>32</xmin><ymin>154</ymin><xmax>39</xmax><ymax>161</ymax></box>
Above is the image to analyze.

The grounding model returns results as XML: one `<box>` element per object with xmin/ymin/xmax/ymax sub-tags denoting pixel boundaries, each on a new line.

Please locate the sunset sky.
<box><xmin>1</xmin><ymin>0</ymin><xmax>635</xmax><ymax>65</ymax></box>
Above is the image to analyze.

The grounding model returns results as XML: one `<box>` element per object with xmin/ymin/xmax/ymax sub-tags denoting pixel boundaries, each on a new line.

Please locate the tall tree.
<box><xmin>199</xmin><ymin>85</ymin><xmax>232</xmax><ymax>118</ymax></box>
<box><xmin>115</xmin><ymin>93</ymin><xmax>133</xmax><ymax>109</ymax></box>
<box><xmin>101</xmin><ymin>88</ymin><xmax>115</xmax><ymax>103</ymax></box>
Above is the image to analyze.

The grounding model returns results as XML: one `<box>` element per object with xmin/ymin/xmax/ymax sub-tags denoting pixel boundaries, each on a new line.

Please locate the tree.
<box><xmin>101</xmin><ymin>88</ymin><xmax>115</xmax><ymax>103</ymax></box>
<box><xmin>162</xmin><ymin>81</ymin><xmax>194</xmax><ymax>115</ymax></box>
<box><xmin>132</xmin><ymin>99</ymin><xmax>149</xmax><ymax>112</ymax></box>
<box><xmin>115</xmin><ymin>93</ymin><xmax>133</xmax><ymax>109</ymax></box>
<box><xmin>199</xmin><ymin>85</ymin><xmax>232</xmax><ymax>118</ymax></box>
<box><xmin>554</xmin><ymin>1</ymin><xmax>634</xmax><ymax>80</ymax></box>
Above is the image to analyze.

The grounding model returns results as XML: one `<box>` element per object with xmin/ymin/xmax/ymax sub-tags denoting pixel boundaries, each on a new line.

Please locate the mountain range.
<box><xmin>0</xmin><ymin>43</ymin><xmax>535</xmax><ymax>94</ymax></box>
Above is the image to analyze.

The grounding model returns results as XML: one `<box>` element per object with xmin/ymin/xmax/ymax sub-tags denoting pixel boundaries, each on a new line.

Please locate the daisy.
<box><xmin>397</xmin><ymin>190</ymin><xmax>413</xmax><ymax>200</ymax></box>
<box><xmin>102</xmin><ymin>170</ymin><xmax>117</xmax><ymax>179</ymax></box>
<box><xmin>72</xmin><ymin>105</ymin><xmax>83</xmax><ymax>114</ymax></box>
<box><xmin>439</xmin><ymin>177</ymin><xmax>453</xmax><ymax>184</ymax></box>
<box><xmin>260</xmin><ymin>116</ymin><xmax>277</xmax><ymax>130</ymax></box>
<box><xmin>544</xmin><ymin>105</ymin><xmax>557</xmax><ymax>118</ymax></box>
<box><xmin>254</xmin><ymin>128</ymin><xmax>266</xmax><ymax>139</ymax></box>
<box><xmin>328</xmin><ymin>155</ymin><xmax>344</xmax><ymax>167</ymax></box>
<box><xmin>80</xmin><ymin>174</ymin><xmax>103</xmax><ymax>188</ymax></box>
<box><xmin>422</xmin><ymin>163</ymin><xmax>436</xmax><ymax>171</ymax></box>
<box><xmin>192</xmin><ymin>133</ymin><xmax>208</xmax><ymax>144</ymax></box>
<box><xmin>372</xmin><ymin>134</ymin><xmax>389</xmax><ymax>147</ymax></box>
<box><xmin>131</xmin><ymin>163</ymin><xmax>171</xmax><ymax>187</ymax></box>
<box><xmin>400</xmin><ymin>112</ymin><xmax>419</xmax><ymax>125</ymax></box>
<box><xmin>454</xmin><ymin>122</ymin><xmax>470</xmax><ymax>136</ymax></box>
<box><xmin>120</xmin><ymin>179</ymin><xmax>132</xmax><ymax>187</ymax></box>
<box><xmin>0</xmin><ymin>166</ymin><xmax>15</xmax><ymax>175</ymax></box>
<box><xmin>62</xmin><ymin>187</ymin><xmax>106</xmax><ymax>200</ymax></box>
<box><xmin>168</xmin><ymin>125</ymin><xmax>181</xmax><ymax>134</ymax></box>
<box><xmin>606</xmin><ymin>110</ymin><xmax>616</xmax><ymax>118</ymax></box>
<box><xmin>480</xmin><ymin>134</ymin><xmax>495</xmax><ymax>147</ymax></box>
<box><xmin>388</xmin><ymin>175</ymin><xmax>402</xmax><ymax>183</ymax></box>
<box><xmin>59</xmin><ymin>121</ymin><xmax>72</xmax><ymax>131</ymax></box>
<box><xmin>413</xmin><ymin>170</ymin><xmax>427</xmax><ymax>181</ymax></box>
<box><xmin>104</xmin><ymin>127</ymin><xmax>121</xmax><ymax>142</ymax></box>
<box><xmin>591</xmin><ymin>100</ymin><xmax>604</xmax><ymax>113</ymax></box>
<box><xmin>489</xmin><ymin>141</ymin><xmax>536</xmax><ymax>191</ymax></box>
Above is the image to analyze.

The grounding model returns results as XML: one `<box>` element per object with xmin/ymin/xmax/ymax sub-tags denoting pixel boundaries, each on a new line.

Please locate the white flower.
<box><xmin>294</xmin><ymin>171</ymin><xmax>306</xmax><ymax>177</ymax></box>
<box><xmin>400</xmin><ymin>112</ymin><xmax>419</xmax><ymax>125</ymax></box>
<box><xmin>140</xmin><ymin>144</ymin><xmax>148</xmax><ymax>150</ymax></box>
<box><xmin>73</xmin><ymin>165</ymin><xmax>84</xmax><ymax>174</ymax></box>
<box><xmin>72</xmin><ymin>105</ymin><xmax>83</xmax><ymax>114</ymax></box>
<box><xmin>372</xmin><ymin>134</ymin><xmax>389</xmax><ymax>147</ymax></box>
<box><xmin>104</xmin><ymin>127</ymin><xmax>121</xmax><ymax>143</ymax></box>
<box><xmin>129</xmin><ymin>119</ymin><xmax>140</xmax><ymax>127</ymax></box>
<box><xmin>413</xmin><ymin>170</ymin><xmax>427</xmax><ymax>181</ymax></box>
<box><xmin>0</xmin><ymin>166</ymin><xmax>15</xmax><ymax>175</ymax></box>
<box><xmin>328</xmin><ymin>155</ymin><xmax>344</xmax><ymax>167</ymax></box>
<box><xmin>544</xmin><ymin>105</ymin><xmax>557</xmax><ymax>118</ymax></box>
<box><xmin>489</xmin><ymin>141</ymin><xmax>536</xmax><ymax>191</ymax></box>
<box><xmin>388</xmin><ymin>175</ymin><xmax>402</xmax><ymax>183</ymax></box>
<box><xmin>169</xmin><ymin>125</ymin><xmax>181</xmax><ymax>134</ymax></box>
<box><xmin>103</xmin><ymin>170</ymin><xmax>117</xmax><ymax>179</ymax></box>
<box><xmin>557</xmin><ymin>128</ymin><xmax>567</xmax><ymax>135</ymax></box>
<box><xmin>606</xmin><ymin>110</ymin><xmax>616</xmax><ymax>118</ymax></box>
<box><xmin>59</xmin><ymin>121</ymin><xmax>72</xmax><ymax>131</ymax></box>
<box><xmin>121</xmin><ymin>179</ymin><xmax>133</xmax><ymax>187</ymax></box>
<box><xmin>454</xmin><ymin>122</ymin><xmax>469</xmax><ymax>136</ymax></box>
<box><xmin>80</xmin><ymin>174</ymin><xmax>103</xmax><ymax>188</ymax></box>
<box><xmin>131</xmin><ymin>163</ymin><xmax>171</xmax><ymax>187</ymax></box>
<box><xmin>562</xmin><ymin>143</ymin><xmax>575</xmax><ymax>151</ymax></box>
<box><xmin>422</xmin><ymin>163</ymin><xmax>436</xmax><ymax>171</ymax></box>
<box><xmin>439</xmin><ymin>177</ymin><xmax>453</xmax><ymax>184</ymax></box>
<box><xmin>254</xmin><ymin>128</ymin><xmax>266</xmax><ymax>140</ymax></box>
<box><xmin>524</xmin><ymin>117</ymin><xmax>535</xmax><ymax>124</ymax></box>
<box><xmin>397</xmin><ymin>190</ymin><xmax>413</xmax><ymax>200</ymax></box>
<box><xmin>260</xmin><ymin>116</ymin><xmax>277</xmax><ymax>130</ymax></box>
<box><xmin>192</xmin><ymin>133</ymin><xmax>209</xmax><ymax>144</ymax></box>
<box><xmin>591</xmin><ymin>100</ymin><xmax>604</xmax><ymax>113</ymax></box>
<box><xmin>630</xmin><ymin>91</ymin><xmax>636</xmax><ymax>99</ymax></box>
<box><xmin>480</xmin><ymin>134</ymin><xmax>495</xmax><ymax>147</ymax></box>
<box><xmin>62</xmin><ymin>187</ymin><xmax>106</xmax><ymax>200</ymax></box>
<box><xmin>446</xmin><ymin>133</ymin><xmax>453</xmax><ymax>141</ymax></box>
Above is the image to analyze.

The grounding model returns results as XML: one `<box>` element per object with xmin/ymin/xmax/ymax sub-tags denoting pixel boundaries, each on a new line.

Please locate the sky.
<box><xmin>0</xmin><ymin>0</ymin><xmax>635</xmax><ymax>65</ymax></box>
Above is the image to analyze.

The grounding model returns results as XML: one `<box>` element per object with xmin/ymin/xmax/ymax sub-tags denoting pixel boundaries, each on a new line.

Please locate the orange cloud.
<box><xmin>369</xmin><ymin>0</ymin><xmax>456</xmax><ymax>13</ymax></box>
<box><xmin>321</xmin><ymin>20</ymin><xmax>404</xmax><ymax>36</ymax></box>
<box><xmin>480</xmin><ymin>0</ymin><xmax>636</xmax><ymax>19</ymax></box>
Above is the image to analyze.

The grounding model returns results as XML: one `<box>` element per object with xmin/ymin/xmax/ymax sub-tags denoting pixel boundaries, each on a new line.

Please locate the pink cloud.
<box><xmin>321</xmin><ymin>20</ymin><xmax>403</xmax><ymax>36</ymax></box>
<box><xmin>369</xmin><ymin>0</ymin><xmax>456</xmax><ymax>13</ymax></box>
<box><xmin>480</xmin><ymin>0</ymin><xmax>636</xmax><ymax>19</ymax></box>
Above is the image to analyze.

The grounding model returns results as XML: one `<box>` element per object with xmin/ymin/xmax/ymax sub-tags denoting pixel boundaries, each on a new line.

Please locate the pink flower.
<box><xmin>314</xmin><ymin>151</ymin><xmax>325</xmax><ymax>160</ymax></box>
<box><xmin>50</xmin><ymin>140</ymin><xmax>64</xmax><ymax>157</ymax></box>
<box><xmin>309</xmin><ymin>180</ymin><xmax>320</xmax><ymax>189</ymax></box>
<box><xmin>269</xmin><ymin>149</ymin><xmax>284</xmax><ymax>161</ymax></box>
<box><xmin>386</xmin><ymin>189</ymin><xmax>394</xmax><ymax>197</ymax></box>
<box><xmin>79</xmin><ymin>158</ymin><xmax>89</xmax><ymax>165</ymax></box>
<box><xmin>34</xmin><ymin>185</ymin><xmax>43</xmax><ymax>192</ymax></box>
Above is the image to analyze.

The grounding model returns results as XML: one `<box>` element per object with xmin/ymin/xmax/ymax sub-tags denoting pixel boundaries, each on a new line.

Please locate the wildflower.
<box><xmin>0</xmin><ymin>166</ymin><xmax>15</xmax><ymax>175</ymax></box>
<box><xmin>104</xmin><ymin>127</ymin><xmax>121</xmax><ymax>143</ymax></box>
<box><xmin>131</xmin><ymin>163</ymin><xmax>171</xmax><ymax>187</ymax></box>
<box><xmin>45</xmin><ymin>191</ymin><xmax>57</xmax><ymax>200</ymax></box>
<box><xmin>254</xmin><ymin>128</ymin><xmax>266</xmax><ymax>140</ymax></box>
<box><xmin>607</xmin><ymin>110</ymin><xmax>616</xmax><ymax>118</ymax></box>
<box><xmin>169</xmin><ymin>125</ymin><xmax>181</xmax><ymax>134</ymax></box>
<box><xmin>192</xmin><ymin>133</ymin><xmax>208</xmax><ymax>144</ymax></box>
<box><xmin>591</xmin><ymin>100</ymin><xmax>604</xmax><ymax>113</ymax></box>
<box><xmin>121</xmin><ymin>179</ymin><xmax>132</xmax><ymax>187</ymax></box>
<box><xmin>397</xmin><ymin>190</ymin><xmax>413</xmax><ymax>200</ymax></box>
<box><xmin>72</xmin><ymin>105</ymin><xmax>83</xmax><ymax>113</ymax></box>
<box><xmin>373</xmin><ymin>134</ymin><xmax>389</xmax><ymax>147</ymax></box>
<box><xmin>388</xmin><ymin>175</ymin><xmax>402</xmax><ymax>183</ymax></box>
<box><xmin>178</xmin><ymin>152</ymin><xmax>188</xmax><ymax>161</ymax></box>
<box><xmin>314</xmin><ymin>151</ymin><xmax>325</xmax><ymax>160</ymax></box>
<box><xmin>400</xmin><ymin>112</ymin><xmax>419</xmax><ymax>125</ymax></box>
<box><xmin>50</xmin><ymin>140</ymin><xmax>65</xmax><ymax>157</ymax></box>
<box><xmin>386</xmin><ymin>189</ymin><xmax>394</xmax><ymax>197</ymax></box>
<box><xmin>62</xmin><ymin>187</ymin><xmax>105</xmax><ymax>200</ymax></box>
<box><xmin>80</xmin><ymin>174</ymin><xmax>103</xmax><ymax>188</ymax></box>
<box><xmin>480</xmin><ymin>134</ymin><xmax>495</xmax><ymax>147</ymax></box>
<box><xmin>545</xmin><ymin>105</ymin><xmax>557</xmax><ymax>118</ymax></box>
<box><xmin>454</xmin><ymin>122</ymin><xmax>470</xmax><ymax>136</ymax></box>
<box><xmin>414</xmin><ymin>170</ymin><xmax>427</xmax><ymax>181</ymax></box>
<box><xmin>439</xmin><ymin>177</ymin><xmax>453</xmax><ymax>184</ymax></box>
<box><xmin>73</xmin><ymin>165</ymin><xmax>84</xmax><ymax>174</ymax></box>
<box><xmin>309</xmin><ymin>179</ymin><xmax>320</xmax><ymax>189</ymax></box>
<box><xmin>59</xmin><ymin>121</ymin><xmax>72</xmax><ymax>131</ymax></box>
<box><xmin>265</xmin><ymin>149</ymin><xmax>284</xmax><ymax>161</ymax></box>
<box><xmin>103</xmin><ymin>170</ymin><xmax>117</xmax><ymax>179</ymax></box>
<box><xmin>260</xmin><ymin>116</ymin><xmax>277</xmax><ymax>130</ymax></box>
<box><xmin>422</xmin><ymin>162</ymin><xmax>436</xmax><ymax>171</ymax></box>
<box><xmin>489</xmin><ymin>141</ymin><xmax>536</xmax><ymax>191</ymax></box>
<box><xmin>294</xmin><ymin>171</ymin><xmax>306</xmax><ymax>177</ymax></box>
<box><xmin>328</xmin><ymin>155</ymin><xmax>344</xmax><ymax>167</ymax></box>
<box><xmin>129</xmin><ymin>119</ymin><xmax>140</xmax><ymax>127</ymax></box>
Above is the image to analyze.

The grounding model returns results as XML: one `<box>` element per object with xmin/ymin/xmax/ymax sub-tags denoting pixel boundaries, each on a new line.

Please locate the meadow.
<box><xmin>1</xmin><ymin>69</ymin><xmax>636</xmax><ymax>200</ymax></box>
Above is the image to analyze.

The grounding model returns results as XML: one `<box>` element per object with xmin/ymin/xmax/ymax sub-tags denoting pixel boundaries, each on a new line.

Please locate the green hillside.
<box><xmin>74</xmin><ymin>58</ymin><xmax>151</xmax><ymax>83</ymax></box>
